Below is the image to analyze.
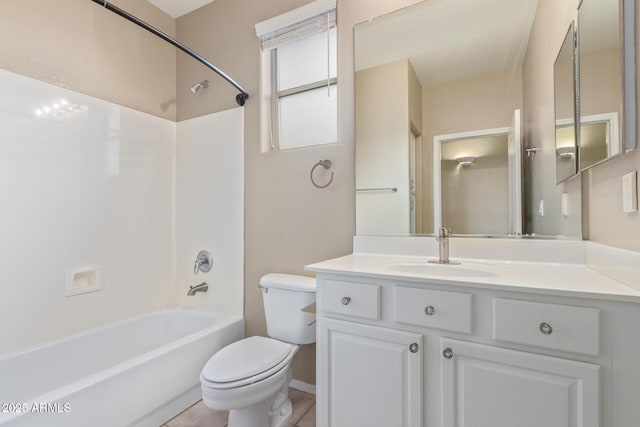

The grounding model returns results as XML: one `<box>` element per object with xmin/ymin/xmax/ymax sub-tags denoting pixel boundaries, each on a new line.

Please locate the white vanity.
<box><xmin>306</xmin><ymin>238</ymin><xmax>640</xmax><ymax>427</ymax></box>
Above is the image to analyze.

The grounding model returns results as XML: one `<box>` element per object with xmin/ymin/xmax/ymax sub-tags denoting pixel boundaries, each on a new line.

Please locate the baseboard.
<box><xmin>289</xmin><ymin>379</ymin><xmax>316</xmax><ymax>395</ymax></box>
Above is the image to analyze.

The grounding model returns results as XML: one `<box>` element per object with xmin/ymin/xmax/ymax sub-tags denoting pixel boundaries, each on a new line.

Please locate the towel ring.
<box><xmin>310</xmin><ymin>159</ymin><xmax>334</xmax><ymax>189</ymax></box>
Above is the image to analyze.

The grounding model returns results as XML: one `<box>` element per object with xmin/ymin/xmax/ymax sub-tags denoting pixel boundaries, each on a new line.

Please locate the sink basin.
<box><xmin>386</xmin><ymin>262</ymin><xmax>509</xmax><ymax>278</ymax></box>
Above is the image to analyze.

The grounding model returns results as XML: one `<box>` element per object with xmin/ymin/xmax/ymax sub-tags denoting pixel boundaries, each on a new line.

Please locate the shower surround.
<box><xmin>0</xmin><ymin>68</ymin><xmax>244</xmax><ymax>355</ymax></box>
<box><xmin>0</xmin><ymin>68</ymin><xmax>175</xmax><ymax>355</ymax></box>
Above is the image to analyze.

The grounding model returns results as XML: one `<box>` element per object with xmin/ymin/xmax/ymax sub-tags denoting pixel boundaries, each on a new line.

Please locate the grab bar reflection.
<box><xmin>355</xmin><ymin>187</ymin><xmax>398</xmax><ymax>193</ymax></box>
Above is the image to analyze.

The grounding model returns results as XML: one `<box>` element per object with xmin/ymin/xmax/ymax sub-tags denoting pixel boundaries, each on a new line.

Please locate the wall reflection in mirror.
<box><xmin>438</xmin><ymin>132</ymin><xmax>514</xmax><ymax>236</ymax></box>
<box><xmin>354</xmin><ymin>0</ymin><xmax>634</xmax><ymax>238</ymax></box>
<box><xmin>577</xmin><ymin>0</ymin><xmax>632</xmax><ymax>170</ymax></box>
<box><xmin>554</xmin><ymin>23</ymin><xmax>578</xmax><ymax>184</ymax></box>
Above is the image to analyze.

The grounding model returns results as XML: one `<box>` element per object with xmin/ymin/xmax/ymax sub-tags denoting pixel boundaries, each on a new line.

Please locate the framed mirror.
<box><xmin>554</xmin><ymin>23</ymin><xmax>578</xmax><ymax>184</ymax></box>
<box><xmin>354</xmin><ymin>0</ymin><xmax>585</xmax><ymax>238</ymax></box>
<box><xmin>577</xmin><ymin>0</ymin><xmax>636</xmax><ymax>170</ymax></box>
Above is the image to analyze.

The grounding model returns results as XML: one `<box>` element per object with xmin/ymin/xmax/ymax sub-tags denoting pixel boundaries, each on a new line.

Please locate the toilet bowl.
<box><xmin>200</xmin><ymin>274</ymin><xmax>316</xmax><ymax>427</ymax></box>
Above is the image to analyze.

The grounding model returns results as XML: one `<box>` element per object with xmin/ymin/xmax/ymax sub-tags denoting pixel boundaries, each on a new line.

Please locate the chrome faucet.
<box><xmin>194</xmin><ymin>250</ymin><xmax>213</xmax><ymax>274</ymax></box>
<box><xmin>187</xmin><ymin>282</ymin><xmax>208</xmax><ymax>296</ymax></box>
<box><xmin>429</xmin><ymin>227</ymin><xmax>460</xmax><ymax>265</ymax></box>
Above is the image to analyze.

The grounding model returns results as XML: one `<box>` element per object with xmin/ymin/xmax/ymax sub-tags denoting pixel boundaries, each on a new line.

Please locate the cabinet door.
<box><xmin>441</xmin><ymin>339</ymin><xmax>600</xmax><ymax>427</ymax></box>
<box><xmin>318</xmin><ymin>318</ymin><xmax>422</xmax><ymax>427</ymax></box>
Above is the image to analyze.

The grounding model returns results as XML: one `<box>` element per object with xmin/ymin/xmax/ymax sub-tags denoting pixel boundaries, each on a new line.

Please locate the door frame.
<box><xmin>433</xmin><ymin>126</ymin><xmax>511</xmax><ymax>233</ymax></box>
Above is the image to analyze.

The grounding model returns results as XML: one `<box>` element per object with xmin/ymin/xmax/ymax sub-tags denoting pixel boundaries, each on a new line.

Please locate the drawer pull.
<box><xmin>443</xmin><ymin>347</ymin><xmax>454</xmax><ymax>359</ymax></box>
<box><xmin>409</xmin><ymin>343</ymin><xmax>419</xmax><ymax>353</ymax></box>
<box><xmin>424</xmin><ymin>305</ymin><xmax>435</xmax><ymax>316</ymax></box>
<box><xmin>341</xmin><ymin>296</ymin><xmax>351</xmax><ymax>306</ymax></box>
<box><xmin>539</xmin><ymin>322</ymin><xmax>553</xmax><ymax>335</ymax></box>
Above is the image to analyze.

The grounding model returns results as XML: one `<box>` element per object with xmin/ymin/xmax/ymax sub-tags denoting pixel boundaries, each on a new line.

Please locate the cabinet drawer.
<box><xmin>493</xmin><ymin>298</ymin><xmax>600</xmax><ymax>356</ymax></box>
<box><xmin>395</xmin><ymin>287</ymin><xmax>472</xmax><ymax>333</ymax></box>
<box><xmin>320</xmin><ymin>279</ymin><xmax>380</xmax><ymax>320</ymax></box>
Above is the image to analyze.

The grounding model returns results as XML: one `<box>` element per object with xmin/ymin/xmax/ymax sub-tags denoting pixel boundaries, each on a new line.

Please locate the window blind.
<box><xmin>256</xmin><ymin>0</ymin><xmax>336</xmax><ymax>50</ymax></box>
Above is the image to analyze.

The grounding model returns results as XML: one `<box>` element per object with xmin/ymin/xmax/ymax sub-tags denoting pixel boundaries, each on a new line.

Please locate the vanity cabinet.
<box><xmin>317</xmin><ymin>278</ymin><xmax>422</xmax><ymax>427</ymax></box>
<box><xmin>313</xmin><ymin>272</ymin><xmax>640</xmax><ymax>427</ymax></box>
<box><xmin>440</xmin><ymin>338</ymin><xmax>600</xmax><ymax>427</ymax></box>
<box><xmin>318</xmin><ymin>318</ymin><xmax>422</xmax><ymax>427</ymax></box>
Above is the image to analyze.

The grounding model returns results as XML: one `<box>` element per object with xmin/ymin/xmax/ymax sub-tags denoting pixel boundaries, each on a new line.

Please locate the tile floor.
<box><xmin>162</xmin><ymin>388</ymin><xmax>316</xmax><ymax>427</ymax></box>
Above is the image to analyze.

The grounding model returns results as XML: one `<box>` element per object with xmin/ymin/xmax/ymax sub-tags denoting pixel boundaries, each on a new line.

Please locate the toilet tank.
<box><xmin>260</xmin><ymin>273</ymin><xmax>316</xmax><ymax>345</ymax></box>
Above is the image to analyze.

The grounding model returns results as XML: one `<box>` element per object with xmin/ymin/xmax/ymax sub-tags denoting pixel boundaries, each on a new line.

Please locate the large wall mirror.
<box><xmin>355</xmin><ymin>0</ymin><xmax>634</xmax><ymax>238</ymax></box>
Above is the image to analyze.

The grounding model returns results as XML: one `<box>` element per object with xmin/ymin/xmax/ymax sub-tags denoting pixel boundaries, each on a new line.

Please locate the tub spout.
<box><xmin>187</xmin><ymin>282</ymin><xmax>208</xmax><ymax>296</ymax></box>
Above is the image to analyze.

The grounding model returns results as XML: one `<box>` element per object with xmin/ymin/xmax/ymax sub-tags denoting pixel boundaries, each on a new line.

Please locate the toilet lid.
<box><xmin>201</xmin><ymin>336</ymin><xmax>294</xmax><ymax>383</ymax></box>
<box><xmin>259</xmin><ymin>273</ymin><xmax>316</xmax><ymax>292</ymax></box>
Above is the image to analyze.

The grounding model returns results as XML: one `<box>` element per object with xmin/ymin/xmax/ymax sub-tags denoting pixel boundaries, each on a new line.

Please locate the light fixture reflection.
<box><xmin>455</xmin><ymin>156</ymin><xmax>476</xmax><ymax>167</ymax></box>
<box><xmin>556</xmin><ymin>146</ymin><xmax>575</xmax><ymax>159</ymax></box>
<box><xmin>34</xmin><ymin>98</ymin><xmax>83</xmax><ymax>119</ymax></box>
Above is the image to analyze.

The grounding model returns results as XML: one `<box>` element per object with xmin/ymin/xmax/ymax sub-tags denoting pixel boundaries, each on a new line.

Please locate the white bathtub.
<box><xmin>0</xmin><ymin>308</ymin><xmax>243</xmax><ymax>427</ymax></box>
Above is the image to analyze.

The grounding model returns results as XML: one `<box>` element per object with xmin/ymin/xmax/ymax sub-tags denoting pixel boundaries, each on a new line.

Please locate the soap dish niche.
<box><xmin>65</xmin><ymin>266</ymin><xmax>103</xmax><ymax>297</ymax></box>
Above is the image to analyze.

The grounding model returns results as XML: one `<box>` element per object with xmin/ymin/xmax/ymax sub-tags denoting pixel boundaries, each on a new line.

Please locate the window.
<box><xmin>256</xmin><ymin>0</ymin><xmax>337</xmax><ymax>151</ymax></box>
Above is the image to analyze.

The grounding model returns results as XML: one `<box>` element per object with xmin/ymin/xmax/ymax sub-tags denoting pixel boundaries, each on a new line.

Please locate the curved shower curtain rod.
<box><xmin>89</xmin><ymin>0</ymin><xmax>249</xmax><ymax>106</ymax></box>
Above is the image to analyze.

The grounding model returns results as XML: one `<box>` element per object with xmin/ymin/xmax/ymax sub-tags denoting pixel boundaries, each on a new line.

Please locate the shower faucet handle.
<box><xmin>194</xmin><ymin>250</ymin><xmax>213</xmax><ymax>274</ymax></box>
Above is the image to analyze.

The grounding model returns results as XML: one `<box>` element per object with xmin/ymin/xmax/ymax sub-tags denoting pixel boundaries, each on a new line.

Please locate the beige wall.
<box><xmin>0</xmin><ymin>0</ymin><xmax>176</xmax><ymax>120</ymax></box>
<box><xmin>176</xmin><ymin>0</ymin><xmax>422</xmax><ymax>385</ymax></box>
<box><xmin>585</xmin><ymin>2</ymin><xmax>640</xmax><ymax>250</ymax></box>
<box><xmin>422</xmin><ymin>67</ymin><xmax>523</xmax><ymax>233</ymax></box>
<box><xmin>587</xmin><ymin>150</ymin><xmax>640</xmax><ymax>250</ymax></box>
<box><xmin>176</xmin><ymin>0</ymin><xmax>361</xmax><ymax>385</ymax></box>
<box><xmin>521</xmin><ymin>0</ymin><xmax>639</xmax><ymax>245</ymax></box>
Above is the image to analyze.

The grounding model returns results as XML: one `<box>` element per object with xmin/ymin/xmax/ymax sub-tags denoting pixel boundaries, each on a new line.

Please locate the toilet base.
<box><xmin>227</xmin><ymin>389</ymin><xmax>292</xmax><ymax>427</ymax></box>
<box><xmin>269</xmin><ymin>392</ymin><xmax>292</xmax><ymax>427</ymax></box>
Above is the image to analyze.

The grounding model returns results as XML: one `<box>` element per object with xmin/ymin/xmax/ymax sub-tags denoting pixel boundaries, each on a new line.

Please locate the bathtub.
<box><xmin>0</xmin><ymin>308</ymin><xmax>243</xmax><ymax>427</ymax></box>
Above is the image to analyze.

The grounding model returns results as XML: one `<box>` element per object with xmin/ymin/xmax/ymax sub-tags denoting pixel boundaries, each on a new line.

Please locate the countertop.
<box><xmin>306</xmin><ymin>253</ymin><xmax>640</xmax><ymax>303</ymax></box>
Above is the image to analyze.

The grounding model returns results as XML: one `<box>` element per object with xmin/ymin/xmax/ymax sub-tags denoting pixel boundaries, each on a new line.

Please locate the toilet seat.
<box><xmin>201</xmin><ymin>336</ymin><xmax>297</xmax><ymax>390</ymax></box>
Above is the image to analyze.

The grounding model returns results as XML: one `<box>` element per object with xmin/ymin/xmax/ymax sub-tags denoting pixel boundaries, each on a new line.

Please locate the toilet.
<box><xmin>200</xmin><ymin>273</ymin><xmax>316</xmax><ymax>427</ymax></box>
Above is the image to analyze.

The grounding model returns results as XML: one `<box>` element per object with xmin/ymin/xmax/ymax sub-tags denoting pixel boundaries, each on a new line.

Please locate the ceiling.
<box><xmin>147</xmin><ymin>0</ymin><xmax>215</xmax><ymax>18</ymax></box>
<box><xmin>355</xmin><ymin>0</ymin><xmax>539</xmax><ymax>87</ymax></box>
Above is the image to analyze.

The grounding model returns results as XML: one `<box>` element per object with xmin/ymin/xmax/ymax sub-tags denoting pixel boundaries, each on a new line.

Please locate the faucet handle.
<box><xmin>438</xmin><ymin>226</ymin><xmax>452</xmax><ymax>238</ymax></box>
<box><xmin>194</xmin><ymin>250</ymin><xmax>213</xmax><ymax>274</ymax></box>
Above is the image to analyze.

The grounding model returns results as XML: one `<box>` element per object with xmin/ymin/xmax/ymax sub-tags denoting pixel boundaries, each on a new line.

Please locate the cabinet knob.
<box><xmin>424</xmin><ymin>305</ymin><xmax>435</xmax><ymax>316</ymax></box>
<box><xmin>409</xmin><ymin>342</ymin><xmax>419</xmax><ymax>353</ymax></box>
<box><xmin>341</xmin><ymin>296</ymin><xmax>351</xmax><ymax>306</ymax></box>
<box><xmin>539</xmin><ymin>322</ymin><xmax>553</xmax><ymax>335</ymax></box>
<box><xmin>443</xmin><ymin>347</ymin><xmax>454</xmax><ymax>359</ymax></box>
